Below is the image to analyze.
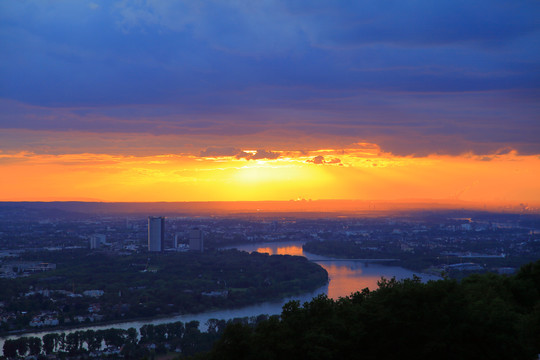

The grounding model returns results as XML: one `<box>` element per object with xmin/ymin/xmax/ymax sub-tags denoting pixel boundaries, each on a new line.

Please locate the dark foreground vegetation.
<box><xmin>205</xmin><ymin>260</ymin><xmax>540</xmax><ymax>360</ymax></box>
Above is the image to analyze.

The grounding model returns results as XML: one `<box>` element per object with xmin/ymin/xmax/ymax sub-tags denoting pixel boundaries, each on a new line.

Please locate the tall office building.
<box><xmin>148</xmin><ymin>216</ymin><xmax>165</xmax><ymax>252</ymax></box>
<box><xmin>189</xmin><ymin>228</ymin><xmax>204</xmax><ymax>252</ymax></box>
<box><xmin>89</xmin><ymin>234</ymin><xmax>105</xmax><ymax>249</ymax></box>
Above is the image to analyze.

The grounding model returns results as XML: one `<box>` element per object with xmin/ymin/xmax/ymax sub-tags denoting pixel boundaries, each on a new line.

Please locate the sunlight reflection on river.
<box><xmin>235</xmin><ymin>241</ymin><xmax>439</xmax><ymax>300</ymax></box>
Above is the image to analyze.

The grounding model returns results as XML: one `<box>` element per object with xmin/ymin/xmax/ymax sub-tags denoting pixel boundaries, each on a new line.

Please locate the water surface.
<box><xmin>233</xmin><ymin>241</ymin><xmax>439</xmax><ymax>299</ymax></box>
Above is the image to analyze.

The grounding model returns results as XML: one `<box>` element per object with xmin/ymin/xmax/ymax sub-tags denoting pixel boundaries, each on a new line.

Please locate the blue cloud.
<box><xmin>0</xmin><ymin>0</ymin><xmax>538</xmax><ymax>155</ymax></box>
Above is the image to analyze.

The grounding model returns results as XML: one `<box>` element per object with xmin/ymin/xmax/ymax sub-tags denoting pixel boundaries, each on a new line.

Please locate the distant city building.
<box><xmin>174</xmin><ymin>232</ymin><xmax>182</xmax><ymax>248</ymax></box>
<box><xmin>89</xmin><ymin>234</ymin><xmax>106</xmax><ymax>249</ymax></box>
<box><xmin>82</xmin><ymin>290</ymin><xmax>104</xmax><ymax>298</ymax></box>
<box><xmin>189</xmin><ymin>228</ymin><xmax>204</xmax><ymax>252</ymax></box>
<box><xmin>148</xmin><ymin>216</ymin><xmax>165</xmax><ymax>252</ymax></box>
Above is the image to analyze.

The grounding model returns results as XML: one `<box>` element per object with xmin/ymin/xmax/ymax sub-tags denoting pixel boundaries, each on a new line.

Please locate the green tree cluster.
<box><xmin>0</xmin><ymin>249</ymin><xmax>328</xmax><ymax>332</ymax></box>
<box><xmin>2</xmin><ymin>317</ymin><xmax>270</xmax><ymax>359</ymax></box>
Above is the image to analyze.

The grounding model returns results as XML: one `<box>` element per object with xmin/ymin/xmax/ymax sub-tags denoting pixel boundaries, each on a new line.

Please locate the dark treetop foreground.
<box><xmin>204</xmin><ymin>260</ymin><xmax>540</xmax><ymax>360</ymax></box>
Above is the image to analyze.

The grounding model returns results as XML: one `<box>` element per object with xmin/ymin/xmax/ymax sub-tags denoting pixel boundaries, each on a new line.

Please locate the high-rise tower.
<box><xmin>148</xmin><ymin>216</ymin><xmax>165</xmax><ymax>252</ymax></box>
<box><xmin>89</xmin><ymin>234</ymin><xmax>106</xmax><ymax>249</ymax></box>
<box><xmin>189</xmin><ymin>228</ymin><xmax>204</xmax><ymax>252</ymax></box>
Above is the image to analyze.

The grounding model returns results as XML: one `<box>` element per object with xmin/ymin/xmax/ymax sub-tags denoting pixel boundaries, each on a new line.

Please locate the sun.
<box><xmin>234</xmin><ymin>159</ymin><xmax>324</xmax><ymax>185</ymax></box>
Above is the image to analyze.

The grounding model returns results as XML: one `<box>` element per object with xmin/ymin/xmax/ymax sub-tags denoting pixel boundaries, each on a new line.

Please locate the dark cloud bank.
<box><xmin>0</xmin><ymin>1</ymin><xmax>538</xmax><ymax>156</ymax></box>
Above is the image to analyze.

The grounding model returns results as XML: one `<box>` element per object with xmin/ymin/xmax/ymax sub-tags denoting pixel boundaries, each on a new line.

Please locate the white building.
<box><xmin>83</xmin><ymin>289</ymin><xmax>104</xmax><ymax>297</ymax></box>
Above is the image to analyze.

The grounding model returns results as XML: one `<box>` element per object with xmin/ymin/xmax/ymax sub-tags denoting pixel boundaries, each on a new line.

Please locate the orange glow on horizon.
<box><xmin>1</xmin><ymin>145</ymin><xmax>539</xmax><ymax>207</ymax></box>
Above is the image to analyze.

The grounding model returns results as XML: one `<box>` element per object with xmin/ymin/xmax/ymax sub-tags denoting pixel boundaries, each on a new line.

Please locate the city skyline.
<box><xmin>1</xmin><ymin>1</ymin><xmax>539</xmax><ymax>205</ymax></box>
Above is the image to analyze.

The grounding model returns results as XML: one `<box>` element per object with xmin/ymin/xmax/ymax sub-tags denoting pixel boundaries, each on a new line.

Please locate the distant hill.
<box><xmin>0</xmin><ymin>200</ymin><xmax>535</xmax><ymax>217</ymax></box>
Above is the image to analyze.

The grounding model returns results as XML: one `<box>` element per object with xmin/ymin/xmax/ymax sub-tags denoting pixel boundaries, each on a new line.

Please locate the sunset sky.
<box><xmin>1</xmin><ymin>1</ymin><xmax>539</xmax><ymax>205</ymax></box>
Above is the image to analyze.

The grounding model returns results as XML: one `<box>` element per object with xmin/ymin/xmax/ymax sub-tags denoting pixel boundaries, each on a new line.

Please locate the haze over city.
<box><xmin>1</xmin><ymin>1</ymin><xmax>539</xmax><ymax>206</ymax></box>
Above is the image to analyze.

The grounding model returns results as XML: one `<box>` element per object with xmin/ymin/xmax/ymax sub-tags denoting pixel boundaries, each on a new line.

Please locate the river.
<box><xmin>0</xmin><ymin>241</ymin><xmax>440</xmax><ymax>349</ymax></box>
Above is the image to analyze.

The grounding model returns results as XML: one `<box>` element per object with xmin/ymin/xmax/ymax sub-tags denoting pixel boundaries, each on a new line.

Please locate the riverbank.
<box><xmin>1</xmin><ymin>278</ymin><xmax>330</xmax><ymax>339</ymax></box>
<box><xmin>0</xmin><ymin>249</ymin><xmax>328</xmax><ymax>338</ymax></box>
<box><xmin>301</xmin><ymin>240</ymin><xmax>533</xmax><ymax>280</ymax></box>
